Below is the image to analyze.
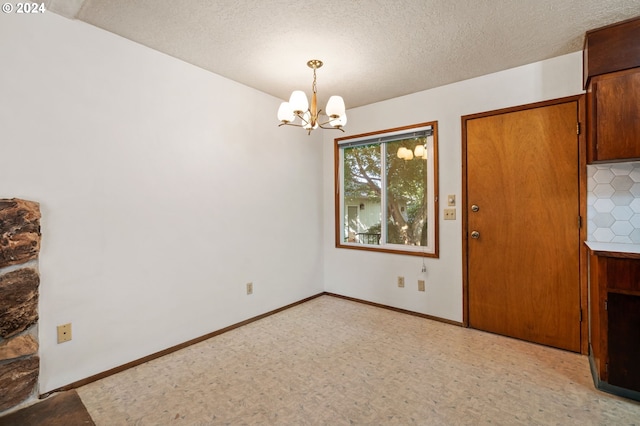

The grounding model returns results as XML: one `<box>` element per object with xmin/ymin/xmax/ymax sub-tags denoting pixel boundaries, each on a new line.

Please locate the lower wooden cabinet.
<box><xmin>607</xmin><ymin>293</ymin><xmax>640</xmax><ymax>392</ymax></box>
<box><xmin>588</xmin><ymin>250</ymin><xmax>640</xmax><ymax>400</ymax></box>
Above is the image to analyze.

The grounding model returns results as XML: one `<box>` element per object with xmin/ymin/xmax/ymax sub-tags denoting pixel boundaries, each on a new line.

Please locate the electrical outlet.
<box><xmin>448</xmin><ymin>194</ymin><xmax>456</xmax><ymax>206</ymax></box>
<box><xmin>246</xmin><ymin>282</ymin><xmax>253</xmax><ymax>295</ymax></box>
<box><xmin>397</xmin><ymin>276</ymin><xmax>405</xmax><ymax>288</ymax></box>
<box><xmin>57</xmin><ymin>323</ymin><xmax>72</xmax><ymax>343</ymax></box>
<box><xmin>418</xmin><ymin>280</ymin><xmax>425</xmax><ymax>292</ymax></box>
<box><xmin>444</xmin><ymin>208</ymin><xmax>456</xmax><ymax>220</ymax></box>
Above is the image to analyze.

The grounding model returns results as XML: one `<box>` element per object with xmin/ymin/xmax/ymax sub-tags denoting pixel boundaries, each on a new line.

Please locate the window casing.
<box><xmin>335</xmin><ymin>122</ymin><xmax>439</xmax><ymax>257</ymax></box>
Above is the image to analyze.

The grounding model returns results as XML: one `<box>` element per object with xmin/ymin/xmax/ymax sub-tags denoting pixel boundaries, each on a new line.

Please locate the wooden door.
<box><xmin>464</xmin><ymin>100</ymin><xmax>581</xmax><ymax>352</ymax></box>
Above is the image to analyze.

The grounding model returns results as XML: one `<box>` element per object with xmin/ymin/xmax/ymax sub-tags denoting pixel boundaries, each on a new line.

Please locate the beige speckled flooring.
<box><xmin>77</xmin><ymin>296</ymin><xmax>640</xmax><ymax>425</ymax></box>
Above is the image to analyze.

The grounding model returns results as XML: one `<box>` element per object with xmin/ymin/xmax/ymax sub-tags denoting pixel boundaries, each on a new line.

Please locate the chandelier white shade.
<box><xmin>397</xmin><ymin>136</ymin><xmax>431</xmax><ymax>160</ymax></box>
<box><xmin>277</xmin><ymin>60</ymin><xmax>347</xmax><ymax>134</ymax></box>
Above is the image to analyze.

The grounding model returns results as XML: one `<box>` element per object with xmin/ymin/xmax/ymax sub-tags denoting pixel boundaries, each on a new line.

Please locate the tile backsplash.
<box><xmin>587</xmin><ymin>161</ymin><xmax>640</xmax><ymax>244</ymax></box>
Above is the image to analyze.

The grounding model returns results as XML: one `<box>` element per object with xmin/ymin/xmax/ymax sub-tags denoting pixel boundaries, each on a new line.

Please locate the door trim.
<box><xmin>461</xmin><ymin>95</ymin><xmax>588</xmax><ymax>354</ymax></box>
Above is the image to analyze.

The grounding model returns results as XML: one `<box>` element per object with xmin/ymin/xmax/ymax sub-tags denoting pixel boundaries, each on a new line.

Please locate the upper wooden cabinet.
<box><xmin>584</xmin><ymin>17</ymin><xmax>640</xmax><ymax>163</ymax></box>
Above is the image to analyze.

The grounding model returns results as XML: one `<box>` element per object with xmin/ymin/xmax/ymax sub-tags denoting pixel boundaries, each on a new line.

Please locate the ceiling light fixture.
<box><xmin>277</xmin><ymin>59</ymin><xmax>347</xmax><ymax>135</ymax></box>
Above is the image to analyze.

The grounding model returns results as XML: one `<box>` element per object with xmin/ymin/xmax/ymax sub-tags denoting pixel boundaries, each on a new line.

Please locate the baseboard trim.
<box><xmin>39</xmin><ymin>292</ymin><xmax>324</xmax><ymax>399</ymax></box>
<box><xmin>40</xmin><ymin>291</ymin><xmax>460</xmax><ymax>399</ymax></box>
<box><xmin>324</xmin><ymin>292</ymin><xmax>464</xmax><ymax>327</ymax></box>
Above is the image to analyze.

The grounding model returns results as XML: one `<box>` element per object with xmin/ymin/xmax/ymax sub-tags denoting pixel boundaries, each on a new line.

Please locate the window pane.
<box><xmin>342</xmin><ymin>144</ymin><xmax>382</xmax><ymax>245</ymax></box>
<box><xmin>385</xmin><ymin>138</ymin><xmax>428</xmax><ymax>246</ymax></box>
<box><xmin>335</xmin><ymin>121</ymin><xmax>438</xmax><ymax>257</ymax></box>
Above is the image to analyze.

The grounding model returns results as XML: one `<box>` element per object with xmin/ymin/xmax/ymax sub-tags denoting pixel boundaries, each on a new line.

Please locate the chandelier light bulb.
<box><xmin>277</xmin><ymin>102</ymin><xmax>295</xmax><ymax>123</ymax></box>
<box><xmin>326</xmin><ymin>95</ymin><xmax>346</xmax><ymax>118</ymax></box>
<box><xmin>414</xmin><ymin>145</ymin><xmax>425</xmax><ymax>158</ymax></box>
<box><xmin>289</xmin><ymin>90</ymin><xmax>308</xmax><ymax>114</ymax></box>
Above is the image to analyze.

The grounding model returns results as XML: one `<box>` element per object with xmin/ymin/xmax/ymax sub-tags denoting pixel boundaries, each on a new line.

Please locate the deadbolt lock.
<box><xmin>471</xmin><ymin>231</ymin><xmax>480</xmax><ymax>239</ymax></box>
<box><xmin>471</xmin><ymin>205</ymin><xmax>479</xmax><ymax>212</ymax></box>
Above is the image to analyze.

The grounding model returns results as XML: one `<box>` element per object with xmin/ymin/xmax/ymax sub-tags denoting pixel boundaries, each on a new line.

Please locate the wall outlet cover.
<box><xmin>57</xmin><ymin>323</ymin><xmax>72</xmax><ymax>343</ymax></box>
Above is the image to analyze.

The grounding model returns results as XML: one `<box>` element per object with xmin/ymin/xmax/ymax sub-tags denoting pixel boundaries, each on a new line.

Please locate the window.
<box><xmin>335</xmin><ymin>122</ymin><xmax>439</xmax><ymax>257</ymax></box>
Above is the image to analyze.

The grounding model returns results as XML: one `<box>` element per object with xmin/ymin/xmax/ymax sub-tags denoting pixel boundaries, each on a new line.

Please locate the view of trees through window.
<box><xmin>337</xmin><ymin>123</ymin><xmax>437</xmax><ymax>256</ymax></box>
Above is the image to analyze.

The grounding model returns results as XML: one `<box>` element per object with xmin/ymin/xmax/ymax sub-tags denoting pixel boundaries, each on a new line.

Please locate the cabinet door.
<box><xmin>590</xmin><ymin>69</ymin><xmax>640</xmax><ymax>162</ymax></box>
<box><xmin>608</xmin><ymin>293</ymin><xmax>640</xmax><ymax>392</ymax></box>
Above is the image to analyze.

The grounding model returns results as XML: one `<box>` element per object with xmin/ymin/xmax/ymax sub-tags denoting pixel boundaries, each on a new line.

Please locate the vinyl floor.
<box><xmin>73</xmin><ymin>295</ymin><xmax>640</xmax><ymax>425</ymax></box>
<box><xmin>3</xmin><ymin>295</ymin><xmax>639</xmax><ymax>425</ymax></box>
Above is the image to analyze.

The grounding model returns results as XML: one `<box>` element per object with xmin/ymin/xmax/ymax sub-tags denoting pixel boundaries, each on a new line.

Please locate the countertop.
<box><xmin>585</xmin><ymin>241</ymin><xmax>640</xmax><ymax>258</ymax></box>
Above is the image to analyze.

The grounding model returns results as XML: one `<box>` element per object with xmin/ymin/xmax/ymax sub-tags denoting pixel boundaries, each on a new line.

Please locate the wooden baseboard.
<box><xmin>324</xmin><ymin>292</ymin><xmax>464</xmax><ymax>327</ymax></box>
<box><xmin>40</xmin><ymin>292</ymin><xmax>325</xmax><ymax>399</ymax></box>
<box><xmin>41</xmin><ymin>291</ymin><xmax>460</xmax><ymax>399</ymax></box>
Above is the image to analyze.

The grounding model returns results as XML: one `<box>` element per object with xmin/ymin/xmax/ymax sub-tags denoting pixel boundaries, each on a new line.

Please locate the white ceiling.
<box><xmin>47</xmin><ymin>0</ymin><xmax>640</xmax><ymax>109</ymax></box>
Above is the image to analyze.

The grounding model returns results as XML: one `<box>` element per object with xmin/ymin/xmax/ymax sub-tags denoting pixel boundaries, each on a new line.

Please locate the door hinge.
<box><xmin>578</xmin><ymin>215</ymin><xmax>582</xmax><ymax>228</ymax></box>
<box><xmin>580</xmin><ymin>308</ymin><xmax>583</xmax><ymax>322</ymax></box>
<box><xmin>577</xmin><ymin>122</ymin><xmax>581</xmax><ymax>135</ymax></box>
<box><xmin>605</xmin><ymin>299</ymin><xmax>608</xmax><ymax>310</ymax></box>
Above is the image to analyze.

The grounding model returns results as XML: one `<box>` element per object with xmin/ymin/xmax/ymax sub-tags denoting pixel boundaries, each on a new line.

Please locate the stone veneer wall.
<box><xmin>0</xmin><ymin>199</ymin><xmax>41</xmax><ymax>413</ymax></box>
<box><xmin>587</xmin><ymin>161</ymin><xmax>640</xmax><ymax>243</ymax></box>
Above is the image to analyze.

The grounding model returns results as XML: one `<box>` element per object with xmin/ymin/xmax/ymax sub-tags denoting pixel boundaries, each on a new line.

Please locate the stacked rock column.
<box><xmin>0</xmin><ymin>199</ymin><xmax>41</xmax><ymax>413</ymax></box>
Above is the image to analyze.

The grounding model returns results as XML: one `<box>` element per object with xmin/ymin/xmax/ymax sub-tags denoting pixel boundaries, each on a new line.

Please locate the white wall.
<box><xmin>323</xmin><ymin>52</ymin><xmax>585</xmax><ymax>322</ymax></box>
<box><xmin>0</xmin><ymin>8</ymin><xmax>587</xmax><ymax>398</ymax></box>
<box><xmin>0</xmin><ymin>13</ymin><xmax>324</xmax><ymax>393</ymax></box>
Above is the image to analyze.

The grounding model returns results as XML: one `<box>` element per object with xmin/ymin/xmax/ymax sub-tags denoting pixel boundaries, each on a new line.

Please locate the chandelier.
<box><xmin>277</xmin><ymin>59</ymin><xmax>347</xmax><ymax>135</ymax></box>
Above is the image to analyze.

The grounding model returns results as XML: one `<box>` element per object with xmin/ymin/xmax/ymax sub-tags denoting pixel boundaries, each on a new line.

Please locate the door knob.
<box><xmin>471</xmin><ymin>205</ymin><xmax>479</xmax><ymax>212</ymax></box>
<box><xmin>471</xmin><ymin>231</ymin><xmax>480</xmax><ymax>239</ymax></box>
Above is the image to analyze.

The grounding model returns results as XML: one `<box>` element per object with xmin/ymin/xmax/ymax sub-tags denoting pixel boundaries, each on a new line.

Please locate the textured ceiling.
<box><xmin>47</xmin><ymin>0</ymin><xmax>640</xmax><ymax>109</ymax></box>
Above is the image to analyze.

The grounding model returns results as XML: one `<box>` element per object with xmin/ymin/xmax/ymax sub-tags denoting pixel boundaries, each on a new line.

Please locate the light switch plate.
<box><xmin>448</xmin><ymin>194</ymin><xmax>456</xmax><ymax>206</ymax></box>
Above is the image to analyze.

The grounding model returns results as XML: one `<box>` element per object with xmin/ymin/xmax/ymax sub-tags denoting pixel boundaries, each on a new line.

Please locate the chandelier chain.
<box><xmin>312</xmin><ymin>68</ymin><xmax>317</xmax><ymax>94</ymax></box>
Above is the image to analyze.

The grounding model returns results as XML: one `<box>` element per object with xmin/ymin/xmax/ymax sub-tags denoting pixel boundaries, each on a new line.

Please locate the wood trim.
<box><xmin>583</xmin><ymin>15</ymin><xmax>640</xmax><ymax>88</ymax></box>
<box><xmin>333</xmin><ymin>121</ymin><xmax>439</xmax><ymax>258</ymax></box>
<box><xmin>432</xmin><ymin>121</ymin><xmax>440</xmax><ymax>259</ymax></box>
<box><xmin>334</xmin><ymin>121</ymin><xmax>437</xmax><ymax>144</ymax></box>
<box><xmin>40</xmin><ymin>291</ymin><xmax>462</xmax><ymax>399</ymax></box>
<box><xmin>461</xmin><ymin>95</ymin><xmax>588</xmax><ymax>355</ymax></box>
<box><xmin>461</xmin><ymin>114</ymin><xmax>470</xmax><ymax>327</ymax></box>
<box><xmin>39</xmin><ymin>293</ymin><xmax>325</xmax><ymax>399</ymax></box>
<box><xmin>325</xmin><ymin>292</ymin><xmax>463</xmax><ymax>327</ymax></box>
<box><xmin>586</xmin><ymin>79</ymin><xmax>598</xmax><ymax>163</ymax></box>
<box><xmin>589</xmin><ymin>250</ymin><xmax>640</xmax><ymax>260</ymax></box>
<box><xmin>578</xmin><ymin>94</ymin><xmax>589</xmax><ymax>355</ymax></box>
<box><xmin>461</xmin><ymin>95</ymin><xmax>583</xmax><ymax>121</ymax></box>
<box><xmin>598</xmin><ymin>255</ymin><xmax>609</xmax><ymax>381</ymax></box>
